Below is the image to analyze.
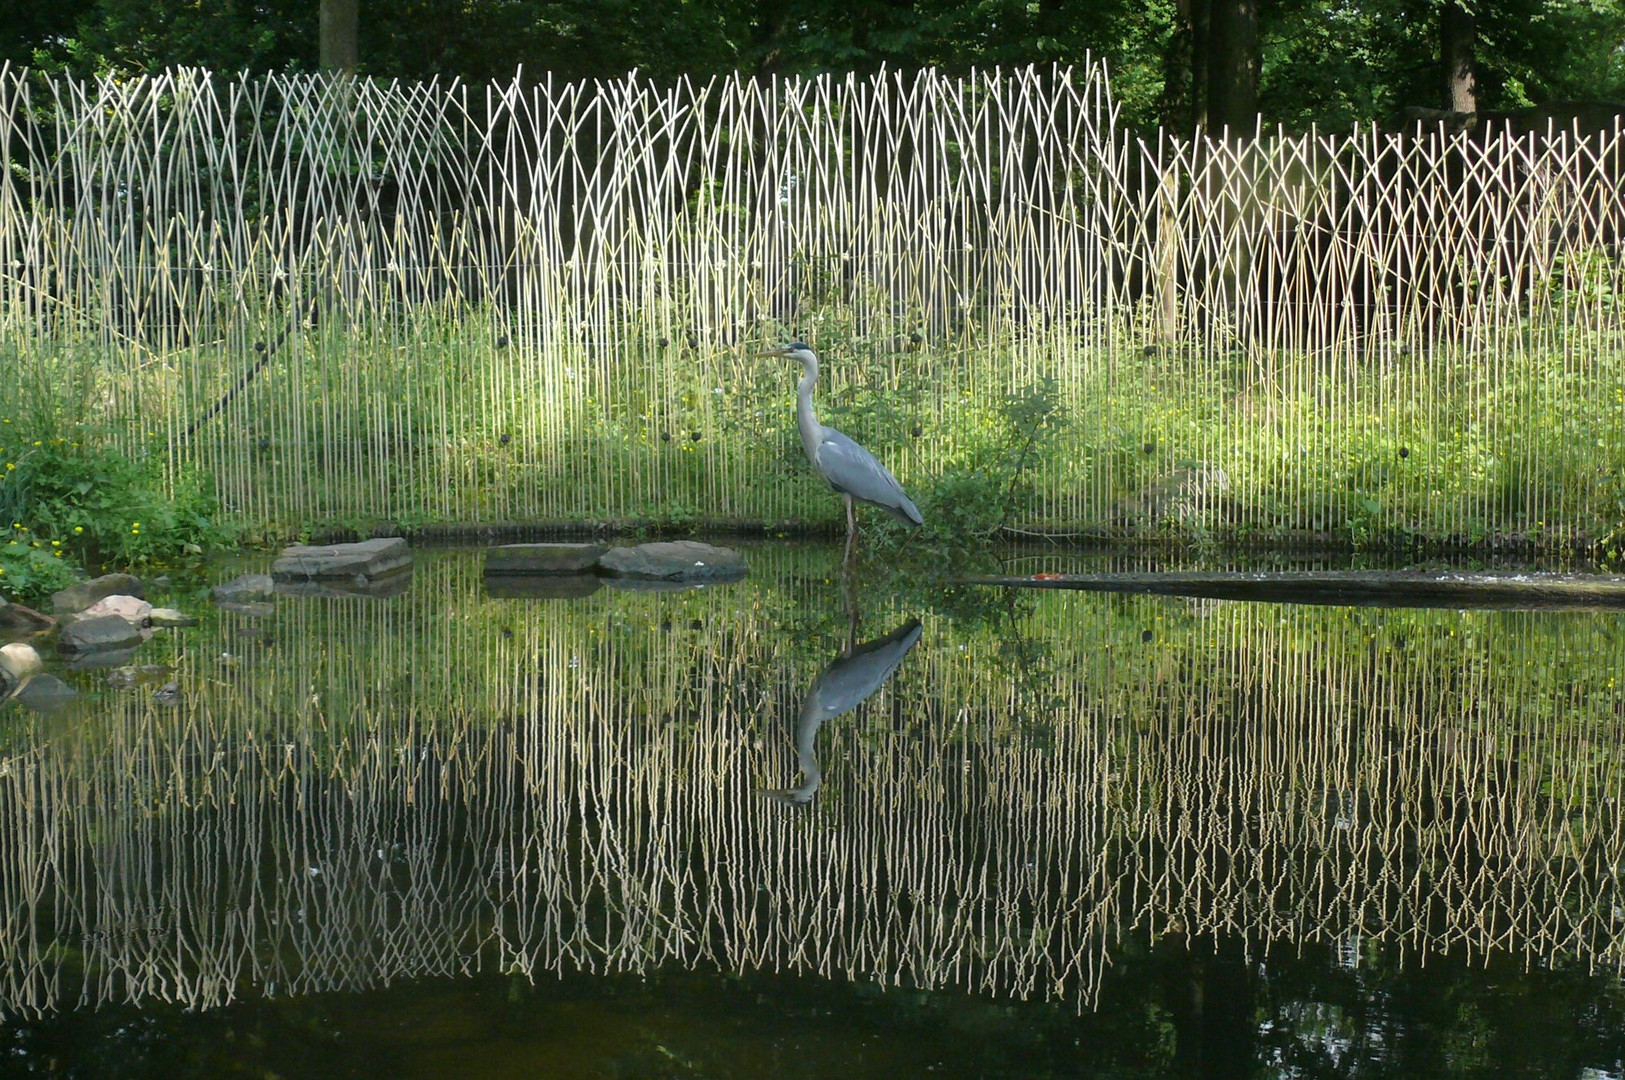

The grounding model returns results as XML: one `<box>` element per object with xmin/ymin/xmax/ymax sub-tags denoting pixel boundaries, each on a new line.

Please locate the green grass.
<box><xmin>5</xmin><ymin>306</ymin><xmax>1624</xmax><ymax>556</ymax></box>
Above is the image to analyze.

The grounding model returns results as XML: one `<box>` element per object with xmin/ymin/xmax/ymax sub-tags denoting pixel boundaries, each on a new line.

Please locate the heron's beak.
<box><xmin>753</xmin><ymin>347</ymin><xmax>793</xmax><ymax>358</ymax></box>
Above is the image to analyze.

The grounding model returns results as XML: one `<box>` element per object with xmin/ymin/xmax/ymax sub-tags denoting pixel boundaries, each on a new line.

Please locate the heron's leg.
<box><xmin>841</xmin><ymin>558</ymin><xmax>859</xmax><ymax>652</ymax></box>
<box><xmin>843</xmin><ymin>494</ymin><xmax>858</xmax><ymax>567</ymax></box>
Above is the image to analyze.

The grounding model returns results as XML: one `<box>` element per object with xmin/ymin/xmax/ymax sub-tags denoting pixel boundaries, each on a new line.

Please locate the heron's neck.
<box><xmin>796</xmin><ymin>356</ymin><xmax>823</xmax><ymax>459</ymax></box>
<box><xmin>791</xmin><ymin>700</ymin><xmax>825</xmax><ymax>799</ymax></box>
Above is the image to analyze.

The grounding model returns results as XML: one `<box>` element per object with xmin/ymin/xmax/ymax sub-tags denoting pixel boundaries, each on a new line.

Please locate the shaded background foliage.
<box><xmin>3</xmin><ymin>0</ymin><xmax>1622</xmax><ymax>132</ymax></box>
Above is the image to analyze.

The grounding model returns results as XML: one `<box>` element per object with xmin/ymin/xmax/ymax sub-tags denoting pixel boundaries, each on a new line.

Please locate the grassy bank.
<box><xmin>5</xmin><ymin>310</ymin><xmax>1622</xmax><ymax>561</ymax></box>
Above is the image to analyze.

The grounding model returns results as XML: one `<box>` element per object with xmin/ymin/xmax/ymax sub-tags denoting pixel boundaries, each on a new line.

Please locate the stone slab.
<box><xmin>961</xmin><ymin>570</ymin><xmax>1625</xmax><ymax>611</ymax></box>
<box><xmin>52</xmin><ymin>573</ymin><xmax>143</xmax><ymax>615</ymax></box>
<box><xmin>272</xmin><ymin>538</ymin><xmax>413</xmax><ymax>583</ymax></box>
<box><xmin>485</xmin><ymin>543</ymin><xmax>609</xmax><ymax>575</ymax></box>
<box><xmin>595</xmin><ymin>541</ymin><xmax>747</xmax><ymax>583</ymax></box>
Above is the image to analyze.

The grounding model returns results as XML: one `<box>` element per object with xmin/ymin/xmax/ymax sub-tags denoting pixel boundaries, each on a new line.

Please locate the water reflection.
<box><xmin>765</xmin><ymin>617</ymin><xmax>924</xmax><ymax>805</ymax></box>
<box><xmin>0</xmin><ymin>545</ymin><xmax>1623</xmax><ymax>1029</ymax></box>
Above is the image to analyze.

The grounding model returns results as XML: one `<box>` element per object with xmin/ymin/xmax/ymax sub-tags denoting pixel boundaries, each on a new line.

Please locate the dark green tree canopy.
<box><xmin>1</xmin><ymin>0</ymin><xmax>1621</xmax><ymax>130</ymax></box>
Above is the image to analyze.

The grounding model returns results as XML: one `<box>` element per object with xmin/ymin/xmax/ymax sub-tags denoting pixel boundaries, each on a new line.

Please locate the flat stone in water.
<box><xmin>485</xmin><ymin>543</ymin><xmax>608</xmax><ymax>575</ymax></box>
<box><xmin>595</xmin><ymin>541</ymin><xmax>747</xmax><ymax>583</ymax></box>
<box><xmin>53</xmin><ymin>573</ymin><xmax>144</xmax><ymax>615</ymax></box>
<box><xmin>272</xmin><ymin>537</ymin><xmax>413</xmax><ymax>582</ymax></box>
<box><xmin>965</xmin><ymin>569</ymin><xmax>1625</xmax><ymax>610</ymax></box>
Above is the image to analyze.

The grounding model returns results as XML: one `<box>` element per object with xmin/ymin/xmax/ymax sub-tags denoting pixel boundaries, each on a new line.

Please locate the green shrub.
<box><xmin>0</xmin><ymin>353</ymin><xmax>237</xmax><ymax>604</ymax></box>
<box><xmin>0</xmin><ymin>524</ymin><xmax>82</xmax><ymax>605</ymax></box>
<box><xmin>0</xmin><ymin>433</ymin><xmax>234</xmax><ymax>567</ymax></box>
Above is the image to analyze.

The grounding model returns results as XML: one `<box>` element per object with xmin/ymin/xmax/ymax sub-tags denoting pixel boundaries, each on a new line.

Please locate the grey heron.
<box><xmin>765</xmin><ymin>618</ymin><xmax>923</xmax><ymax>805</ymax></box>
<box><xmin>756</xmin><ymin>342</ymin><xmax>922</xmax><ymax>556</ymax></box>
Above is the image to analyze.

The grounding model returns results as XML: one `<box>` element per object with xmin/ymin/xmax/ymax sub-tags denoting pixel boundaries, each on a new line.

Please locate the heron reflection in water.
<box><xmin>765</xmin><ymin>618</ymin><xmax>923</xmax><ymax>806</ymax></box>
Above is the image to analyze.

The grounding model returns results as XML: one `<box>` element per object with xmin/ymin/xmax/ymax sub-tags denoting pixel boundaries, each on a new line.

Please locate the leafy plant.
<box><xmin>0</xmin><ymin>352</ymin><xmax>237</xmax><ymax>604</ymax></box>
<box><xmin>2</xmin><ymin>434</ymin><xmax>234</xmax><ymax>567</ymax></box>
<box><xmin>0</xmin><ymin>524</ymin><xmax>82</xmax><ymax>605</ymax></box>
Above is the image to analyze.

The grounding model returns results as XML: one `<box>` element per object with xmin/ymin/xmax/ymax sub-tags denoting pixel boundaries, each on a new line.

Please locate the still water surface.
<box><xmin>3</xmin><ymin>545</ymin><xmax>1625</xmax><ymax>1078</ymax></box>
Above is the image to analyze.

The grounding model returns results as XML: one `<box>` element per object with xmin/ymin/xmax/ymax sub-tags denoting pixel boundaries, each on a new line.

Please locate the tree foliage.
<box><xmin>0</xmin><ymin>0</ymin><xmax>1620</xmax><ymax>130</ymax></box>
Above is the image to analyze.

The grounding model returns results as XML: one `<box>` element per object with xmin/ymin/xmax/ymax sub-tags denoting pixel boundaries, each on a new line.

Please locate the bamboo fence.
<box><xmin>1</xmin><ymin>549</ymin><xmax>1623</xmax><ymax>1016</ymax></box>
<box><xmin>0</xmin><ymin>65</ymin><xmax>1622</xmax><ymax>537</ymax></box>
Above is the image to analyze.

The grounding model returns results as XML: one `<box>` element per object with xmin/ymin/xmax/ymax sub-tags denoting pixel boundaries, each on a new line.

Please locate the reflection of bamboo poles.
<box><xmin>2</xmin><ymin>551</ymin><xmax>1625</xmax><ymax>1018</ymax></box>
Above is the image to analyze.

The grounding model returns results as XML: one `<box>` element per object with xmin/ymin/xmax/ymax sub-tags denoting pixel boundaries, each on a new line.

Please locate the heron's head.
<box><xmin>754</xmin><ymin>341</ymin><xmax>818</xmax><ymax>366</ymax></box>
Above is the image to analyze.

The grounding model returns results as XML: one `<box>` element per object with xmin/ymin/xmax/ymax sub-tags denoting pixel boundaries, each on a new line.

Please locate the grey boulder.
<box><xmin>80</xmin><ymin>594</ymin><xmax>153</xmax><ymax>626</ymax></box>
<box><xmin>57</xmin><ymin>614</ymin><xmax>146</xmax><ymax>658</ymax></box>
<box><xmin>595</xmin><ymin>541</ymin><xmax>747</xmax><ymax>583</ymax></box>
<box><xmin>52</xmin><ymin>573</ymin><xmax>144</xmax><ymax>615</ymax></box>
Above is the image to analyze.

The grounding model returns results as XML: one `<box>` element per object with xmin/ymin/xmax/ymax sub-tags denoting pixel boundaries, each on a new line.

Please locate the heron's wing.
<box><xmin>805</xmin><ymin>619</ymin><xmax>924</xmax><ymax>719</ymax></box>
<box><xmin>815</xmin><ymin>429</ymin><xmax>923</xmax><ymax>524</ymax></box>
<box><xmin>774</xmin><ymin>619</ymin><xmax>923</xmax><ymax>808</ymax></box>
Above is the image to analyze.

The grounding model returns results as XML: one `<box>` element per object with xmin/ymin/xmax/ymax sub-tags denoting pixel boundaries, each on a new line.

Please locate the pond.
<box><xmin>3</xmin><ymin>543</ymin><xmax>1625</xmax><ymax>1079</ymax></box>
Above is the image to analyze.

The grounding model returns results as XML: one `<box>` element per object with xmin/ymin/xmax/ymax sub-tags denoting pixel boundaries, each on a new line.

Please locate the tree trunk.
<box><xmin>319</xmin><ymin>0</ymin><xmax>359</xmax><ymax>72</ymax></box>
<box><xmin>1441</xmin><ymin>0</ymin><xmax>1477</xmax><ymax>114</ymax></box>
<box><xmin>1190</xmin><ymin>0</ymin><xmax>1210</xmax><ymax>133</ymax></box>
<box><xmin>1205</xmin><ymin>0</ymin><xmax>1258</xmax><ymax>137</ymax></box>
<box><xmin>1161</xmin><ymin>0</ymin><xmax>1205</xmax><ymax>136</ymax></box>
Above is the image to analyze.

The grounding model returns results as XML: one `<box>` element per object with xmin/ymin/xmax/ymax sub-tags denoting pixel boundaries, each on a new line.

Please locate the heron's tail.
<box><xmin>887</xmin><ymin>494</ymin><xmax>923</xmax><ymax>527</ymax></box>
